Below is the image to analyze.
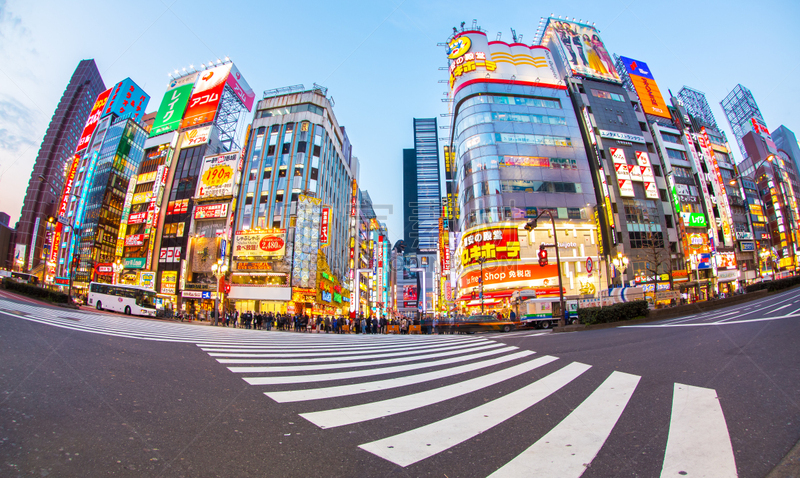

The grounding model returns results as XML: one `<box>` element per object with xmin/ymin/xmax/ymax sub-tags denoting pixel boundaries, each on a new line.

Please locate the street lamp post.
<box><xmin>525</xmin><ymin>210</ymin><xmax>566</xmax><ymax>327</ymax></box>
<box><xmin>611</xmin><ymin>252</ymin><xmax>629</xmax><ymax>288</ymax></box>
<box><xmin>353</xmin><ymin>268</ymin><xmax>372</xmax><ymax>318</ymax></box>
<box><xmin>410</xmin><ymin>267</ymin><xmax>427</xmax><ymax>319</ymax></box>
<box><xmin>112</xmin><ymin>259</ymin><xmax>122</xmax><ymax>285</ymax></box>
<box><xmin>475</xmin><ymin>258</ymin><xmax>486</xmax><ymax>314</ymax></box>
<box><xmin>210</xmin><ymin>258</ymin><xmax>228</xmax><ymax>327</ymax></box>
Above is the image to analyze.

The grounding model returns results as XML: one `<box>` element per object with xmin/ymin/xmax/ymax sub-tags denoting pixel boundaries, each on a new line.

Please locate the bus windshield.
<box><xmin>136</xmin><ymin>291</ymin><xmax>156</xmax><ymax>309</ymax></box>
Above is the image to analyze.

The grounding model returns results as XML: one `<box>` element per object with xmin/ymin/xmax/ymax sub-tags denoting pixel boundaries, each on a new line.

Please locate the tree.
<box><xmin>640</xmin><ymin>228</ymin><xmax>673</xmax><ymax>303</ymax></box>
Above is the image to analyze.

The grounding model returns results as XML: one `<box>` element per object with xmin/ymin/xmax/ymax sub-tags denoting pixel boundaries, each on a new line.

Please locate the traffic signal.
<box><xmin>538</xmin><ymin>244</ymin><xmax>548</xmax><ymax>267</ymax></box>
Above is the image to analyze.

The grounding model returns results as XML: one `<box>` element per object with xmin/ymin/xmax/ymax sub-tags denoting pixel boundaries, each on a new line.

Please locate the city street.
<box><xmin>1</xmin><ymin>289</ymin><xmax>799</xmax><ymax>477</ymax></box>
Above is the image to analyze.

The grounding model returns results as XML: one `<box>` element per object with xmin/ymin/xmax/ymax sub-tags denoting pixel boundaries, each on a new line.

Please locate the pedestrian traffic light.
<box><xmin>538</xmin><ymin>244</ymin><xmax>548</xmax><ymax>267</ymax></box>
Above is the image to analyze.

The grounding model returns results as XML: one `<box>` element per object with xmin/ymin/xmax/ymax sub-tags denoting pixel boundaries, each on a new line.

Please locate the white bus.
<box><xmin>88</xmin><ymin>282</ymin><xmax>157</xmax><ymax>317</ymax></box>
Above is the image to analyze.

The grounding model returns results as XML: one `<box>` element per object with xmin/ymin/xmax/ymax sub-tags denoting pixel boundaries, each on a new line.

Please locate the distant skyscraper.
<box><xmin>16</xmin><ymin>59</ymin><xmax>105</xmax><ymax>273</ymax></box>
<box><xmin>771</xmin><ymin>125</ymin><xmax>800</xmax><ymax>177</ymax></box>
<box><xmin>678</xmin><ymin>86</ymin><xmax>719</xmax><ymax>130</ymax></box>
<box><xmin>402</xmin><ymin>118</ymin><xmax>440</xmax><ymax>253</ymax></box>
<box><xmin>721</xmin><ymin>84</ymin><xmax>766</xmax><ymax>161</ymax></box>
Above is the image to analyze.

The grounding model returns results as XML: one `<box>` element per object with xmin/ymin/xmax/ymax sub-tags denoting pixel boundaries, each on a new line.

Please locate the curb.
<box><xmin>552</xmin><ymin>286</ymin><xmax>799</xmax><ymax>333</ymax></box>
<box><xmin>767</xmin><ymin>438</ymin><xmax>800</xmax><ymax>478</ymax></box>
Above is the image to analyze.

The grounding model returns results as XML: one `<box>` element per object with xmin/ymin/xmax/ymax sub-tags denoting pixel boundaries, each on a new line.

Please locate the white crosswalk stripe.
<box><xmin>1</xmin><ymin>297</ymin><xmax>743</xmax><ymax>476</ymax></box>
<box><xmin>661</xmin><ymin>384</ymin><xmax>738</xmax><ymax>477</ymax></box>
<box><xmin>488</xmin><ymin>371</ymin><xmax>640</xmax><ymax>477</ymax></box>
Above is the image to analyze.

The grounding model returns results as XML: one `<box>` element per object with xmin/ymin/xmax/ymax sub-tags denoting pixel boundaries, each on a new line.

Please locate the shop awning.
<box><xmin>465</xmin><ymin>299</ymin><xmax>501</xmax><ymax>307</ymax></box>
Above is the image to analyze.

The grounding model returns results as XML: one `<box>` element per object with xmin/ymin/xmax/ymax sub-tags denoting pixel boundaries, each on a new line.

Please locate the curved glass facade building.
<box><xmin>446</xmin><ymin>29</ymin><xmax>600</xmax><ymax>311</ymax></box>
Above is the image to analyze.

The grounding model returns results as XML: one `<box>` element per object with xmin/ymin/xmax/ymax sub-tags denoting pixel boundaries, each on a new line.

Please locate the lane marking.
<box><xmin>488</xmin><ymin>371</ymin><xmax>640</xmax><ymax>477</ymax></box>
<box><xmin>767</xmin><ymin>304</ymin><xmax>791</xmax><ymax>315</ymax></box>
<box><xmin>300</xmin><ymin>355</ymin><xmax>559</xmax><ymax>429</ymax></box>
<box><xmin>242</xmin><ymin>346</ymin><xmax>521</xmax><ymax>385</ymax></box>
<box><xmin>266</xmin><ymin>350</ymin><xmax>536</xmax><ymax>403</ymax></box>
<box><xmin>660</xmin><ymin>384</ymin><xmax>737</xmax><ymax>477</ymax></box>
<box><xmin>624</xmin><ymin>313</ymin><xmax>800</xmax><ymax>328</ymax></box>
<box><xmin>357</xmin><ymin>362</ymin><xmax>591</xmax><ymax>467</ymax></box>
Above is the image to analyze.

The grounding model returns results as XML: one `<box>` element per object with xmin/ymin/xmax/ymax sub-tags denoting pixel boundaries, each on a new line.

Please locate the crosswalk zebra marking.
<box><xmin>487</xmin><ymin>371</ymin><xmax>640</xmax><ymax>477</ymax></box>
<box><xmin>0</xmin><ymin>298</ymin><xmax>746</xmax><ymax>475</ymax></box>
<box><xmin>300</xmin><ymin>355</ymin><xmax>559</xmax><ymax>429</ymax></box>
<box><xmin>209</xmin><ymin>343</ymin><xmax>496</xmax><ymax>365</ymax></box>
<box><xmin>240</xmin><ymin>346</ymin><xmax>521</xmax><ymax>386</ymax></box>
<box><xmin>225</xmin><ymin>342</ymin><xmax>505</xmax><ymax>372</ymax></box>
<box><xmin>660</xmin><ymin>384</ymin><xmax>737</xmax><ymax>477</ymax></box>
<box><xmin>200</xmin><ymin>339</ymin><xmax>478</xmax><ymax>357</ymax></box>
<box><xmin>266</xmin><ymin>350</ymin><xmax>536</xmax><ymax>403</ymax></box>
<box><xmin>358</xmin><ymin>361</ymin><xmax>592</xmax><ymax>467</ymax></box>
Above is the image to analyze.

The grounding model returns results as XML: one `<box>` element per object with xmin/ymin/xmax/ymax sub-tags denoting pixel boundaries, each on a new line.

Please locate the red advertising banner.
<box><xmin>320</xmin><ymin>207</ymin><xmax>330</xmax><ymax>246</ymax></box>
<box><xmin>461</xmin><ymin>227</ymin><xmax>520</xmax><ymax>266</ymax></box>
<box><xmin>181</xmin><ymin>82</ymin><xmax>224</xmax><ymax>129</ymax></box>
<box><xmin>95</xmin><ymin>263</ymin><xmax>114</xmax><ymax>275</ymax></box>
<box><xmin>180</xmin><ymin>64</ymin><xmax>232</xmax><ymax>129</ymax></box>
<box><xmin>49</xmin><ymin>223</ymin><xmax>62</xmax><ymax>264</ymax></box>
<box><xmin>460</xmin><ymin>262</ymin><xmax>559</xmax><ymax>289</ymax></box>
<box><xmin>57</xmin><ymin>155</ymin><xmax>81</xmax><ymax>221</ymax></box>
<box><xmin>76</xmin><ymin>88</ymin><xmax>111</xmax><ymax>152</ymax></box>
<box><xmin>128</xmin><ymin>212</ymin><xmax>147</xmax><ymax>224</ymax></box>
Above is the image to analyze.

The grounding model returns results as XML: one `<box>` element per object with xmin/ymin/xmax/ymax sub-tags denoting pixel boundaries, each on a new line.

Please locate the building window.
<box><xmin>591</xmin><ymin>89</ymin><xmax>625</xmax><ymax>102</ymax></box>
<box><xmin>666</xmin><ymin>149</ymin><xmax>687</xmax><ymax>162</ymax></box>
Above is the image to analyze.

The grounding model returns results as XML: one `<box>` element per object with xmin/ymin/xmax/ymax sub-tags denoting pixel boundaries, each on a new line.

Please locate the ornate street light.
<box><xmin>525</xmin><ymin>210</ymin><xmax>566</xmax><ymax>326</ymax></box>
<box><xmin>210</xmin><ymin>259</ymin><xmax>228</xmax><ymax>326</ymax></box>
<box><xmin>611</xmin><ymin>252</ymin><xmax>629</xmax><ymax>286</ymax></box>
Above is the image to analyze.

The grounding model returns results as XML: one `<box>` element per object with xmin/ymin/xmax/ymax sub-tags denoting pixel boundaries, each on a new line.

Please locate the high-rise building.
<box><xmin>721</xmin><ymin>84</ymin><xmax>767</xmax><ymax>161</ymax></box>
<box><xmin>738</xmin><ymin>130</ymin><xmax>800</xmax><ymax>275</ymax></box>
<box><xmin>230</xmin><ymin>85</ymin><xmax>355</xmax><ymax>316</ymax></box>
<box><xmin>771</xmin><ymin>125</ymin><xmax>800</xmax><ymax>179</ymax></box>
<box><xmin>445</xmin><ymin>23</ymin><xmax>600</xmax><ymax>316</ymax></box>
<box><xmin>539</xmin><ymin>20</ymin><xmax>672</xmax><ymax>298</ymax></box>
<box><xmin>677</xmin><ymin>86</ymin><xmax>719</xmax><ymax>130</ymax></box>
<box><xmin>403</xmin><ymin>118</ymin><xmax>441</xmax><ymax>253</ymax></box>
<box><xmin>50</xmin><ymin>78</ymin><xmax>151</xmax><ymax>286</ymax></box>
<box><xmin>16</xmin><ymin>59</ymin><xmax>105</xmax><ymax>275</ymax></box>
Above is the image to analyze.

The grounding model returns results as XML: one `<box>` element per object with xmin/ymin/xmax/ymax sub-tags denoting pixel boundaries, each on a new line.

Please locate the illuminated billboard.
<box><xmin>149</xmin><ymin>83</ymin><xmax>194</xmax><ymax>137</ymax></box>
<box><xmin>103</xmin><ymin>78</ymin><xmax>150</xmax><ymax>123</ymax></box>
<box><xmin>77</xmin><ymin>89</ymin><xmax>111</xmax><ymax>152</ymax></box>
<box><xmin>618</xmin><ymin>56</ymin><xmax>670</xmax><ymax>119</ymax></box>
<box><xmin>543</xmin><ymin>19</ymin><xmax>620</xmax><ymax>83</ymax></box>
<box><xmin>181</xmin><ymin>64</ymin><xmax>232</xmax><ymax>129</ymax></box>
<box><xmin>56</xmin><ymin>155</ymin><xmax>80</xmax><ymax>223</ymax></box>
<box><xmin>233</xmin><ymin>229</ymin><xmax>286</xmax><ymax>258</ymax></box>
<box><xmin>226</xmin><ymin>63</ymin><xmax>254</xmax><ymax>111</ymax></box>
<box><xmin>195</xmin><ymin>151</ymin><xmax>239</xmax><ymax>198</ymax></box>
<box><xmin>460</xmin><ymin>226</ymin><xmax>520</xmax><ymax>267</ymax></box>
<box><xmin>447</xmin><ymin>31</ymin><xmax>563</xmax><ymax>93</ymax></box>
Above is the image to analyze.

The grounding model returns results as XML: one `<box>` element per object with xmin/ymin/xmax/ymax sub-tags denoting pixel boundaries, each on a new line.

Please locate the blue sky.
<box><xmin>0</xmin><ymin>0</ymin><xmax>798</xmax><ymax>243</ymax></box>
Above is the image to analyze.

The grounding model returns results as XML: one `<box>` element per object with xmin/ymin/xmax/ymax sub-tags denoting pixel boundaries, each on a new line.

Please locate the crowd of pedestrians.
<box><xmin>199</xmin><ymin>310</ymin><xmax>464</xmax><ymax>334</ymax></box>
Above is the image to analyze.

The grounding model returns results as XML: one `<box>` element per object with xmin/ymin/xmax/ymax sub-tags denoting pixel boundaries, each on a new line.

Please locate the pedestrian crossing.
<box><xmin>0</xmin><ymin>297</ymin><xmax>740</xmax><ymax>476</ymax></box>
<box><xmin>204</xmin><ymin>334</ymin><xmax>740</xmax><ymax>476</ymax></box>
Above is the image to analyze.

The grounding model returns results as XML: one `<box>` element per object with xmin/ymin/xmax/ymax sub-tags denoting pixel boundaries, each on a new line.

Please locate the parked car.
<box><xmin>454</xmin><ymin>314</ymin><xmax>516</xmax><ymax>334</ymax></box>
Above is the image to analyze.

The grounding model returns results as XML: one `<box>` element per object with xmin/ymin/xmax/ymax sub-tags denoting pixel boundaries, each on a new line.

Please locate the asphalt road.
<box><xmin>0</xmin><ymin>288</ymin><xmax>798</xmax><ymax>477</ymax></box>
